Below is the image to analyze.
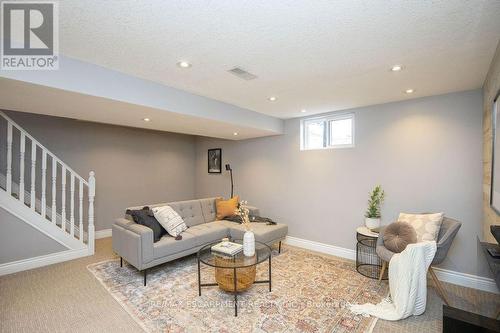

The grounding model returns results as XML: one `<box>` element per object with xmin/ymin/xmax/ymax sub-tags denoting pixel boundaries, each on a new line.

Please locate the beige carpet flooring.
<box><xmin>0</xmin><ymin>238</ymin><xmax>498</xmax><ymax>333</ymax></box>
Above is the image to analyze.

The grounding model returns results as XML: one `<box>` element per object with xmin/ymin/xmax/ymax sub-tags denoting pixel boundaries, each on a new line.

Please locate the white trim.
<box><xmin>0</xmin><ymin>248</ymin><xmax>90</xmax><ymax>276</ymax></box>
<box><xmin>95</xmin><ymin>229</ymin><xmax>112</xmax><ymax>239</ymax></box>
<box><xmin>285</xmin><ymin>236</ymin><xmax>356</xmax><ymax>260</ymax></box>
<box><xmin>284</xmin><ymin>236</ymin><xmax>499</xmax><ymax>294</ymax></box>
<box><xmin>432</xmin><ymin>267</ymin><xmax>499</xmax><ymax>294</ymax></box>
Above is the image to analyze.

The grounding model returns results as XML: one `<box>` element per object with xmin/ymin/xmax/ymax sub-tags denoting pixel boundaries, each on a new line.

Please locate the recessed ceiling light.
<box><xmin>268</xmin><ymin>96</ymin><xmax>277</xmax><ymax>102</ymax></box>
<box><xmin>177</xmin><ymin>61</ymin><xmax>191</xmax><ymax>68</ymax></box>
<box><xmin>405</xmin><ymin>89</ymin><xmax>415</xmax><ymax>94</ymax></box>
<box><xmin>391</xmin><ymin>65</ymin><xmax>403</xmax><ymax>72</ymax></box>
<box><xmin>301</xmin><ymin>109</ymin><xmax>307</xmax><ymax>113</ymax></box>
<box><xmin>233</xmin><ymin>132</ymin><xmax>238</xmax><ymax>136</ymax></box>
<box><xmin>143</xmin><ymin>118</ymin><xmax>151</xmax><ymax>122</ymax></box>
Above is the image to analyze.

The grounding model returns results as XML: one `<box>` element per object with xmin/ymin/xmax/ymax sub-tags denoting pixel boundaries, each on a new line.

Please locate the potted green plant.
<box><xmin>365</xmin><ymin>185</ymin><xmax>385</xmax><ymax>229</ymax></box>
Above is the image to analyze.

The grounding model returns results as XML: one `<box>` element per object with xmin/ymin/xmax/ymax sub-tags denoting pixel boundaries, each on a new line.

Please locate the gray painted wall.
<box><xmin>0</xmin><ymin>207</ymin><xmax>67</xmax><ymax>264</ymax></box>
<box><xmin>2</xmin><ymin>111</ymin><xmax>197</xmax><ymax>231</ymax></box>
<box><xmin>195</xmin><ymin>90</ymin><xmax>486</xmax><ymax>277</ymax></box>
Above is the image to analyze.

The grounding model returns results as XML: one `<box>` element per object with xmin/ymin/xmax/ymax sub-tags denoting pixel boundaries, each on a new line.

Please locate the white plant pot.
<box><xmin>365</xmin><ymin>217</ymin><xmax>381</xmax><ymax>230</ymax></box>
<box><xmin>243</xmin><ymin>231</ymin><xmax>255</xmax><ymax>257</ymax></box>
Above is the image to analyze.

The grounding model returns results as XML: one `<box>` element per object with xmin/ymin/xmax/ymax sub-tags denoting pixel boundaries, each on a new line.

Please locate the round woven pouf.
<box><xmin>214</xmin><ymin>256</ymin><xmax>256</xmax><ymax>292</ymax></box>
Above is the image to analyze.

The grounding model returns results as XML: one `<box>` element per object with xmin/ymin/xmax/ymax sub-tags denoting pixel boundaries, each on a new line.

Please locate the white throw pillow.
<box><xmin>152</xmin><ymin>205</ymin><xmax>187</xmax><ymax>237</ymax></box>
<box><xmin>398</xmin><ymin>212</ymin><xmax>444</xmax><ymax>242</ymax></box>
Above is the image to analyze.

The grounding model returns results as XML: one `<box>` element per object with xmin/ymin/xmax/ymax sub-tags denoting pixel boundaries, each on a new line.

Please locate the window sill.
<box><xmin>300</xmin><ymin>144</ymin><xmax>355</xmax><ymax>151</ymax></box>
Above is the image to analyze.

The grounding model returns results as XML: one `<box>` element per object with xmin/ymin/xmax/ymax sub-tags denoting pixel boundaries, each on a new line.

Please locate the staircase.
<box><xmin>0</xmin><ymin>111</ymin><xmax>95</xmax><ymax>272</ymax></box>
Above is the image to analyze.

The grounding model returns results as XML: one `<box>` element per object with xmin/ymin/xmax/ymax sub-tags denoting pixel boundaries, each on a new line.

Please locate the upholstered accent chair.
<box><xmin>376</xmin><ymin>217</ymin><xmax>462</xmax><ymax>305</ymax></box>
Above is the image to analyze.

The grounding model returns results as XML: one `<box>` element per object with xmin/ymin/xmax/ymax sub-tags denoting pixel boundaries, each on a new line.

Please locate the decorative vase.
<box><xmin>365</xmin><ymin>217</ymin><xmax>381</xmax><ymax>230</ymax></box>
<box><xmin>243</xmin><ymin>231</ymin><xmax>255</xmax><ymax>257</ymax></box>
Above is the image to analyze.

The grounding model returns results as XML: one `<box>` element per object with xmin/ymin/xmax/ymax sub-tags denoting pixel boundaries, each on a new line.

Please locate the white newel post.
<box><xmin>88</xmin><ymin>171</ymin><xmax>96</xmax><ymax>255</ymax></box>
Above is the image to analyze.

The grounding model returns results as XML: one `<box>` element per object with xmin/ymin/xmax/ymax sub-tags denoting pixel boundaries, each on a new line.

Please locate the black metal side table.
<box><xmin>356</xmin><ymin>226</ymin><xmax>387</xmax><ymax>280</ymax></box>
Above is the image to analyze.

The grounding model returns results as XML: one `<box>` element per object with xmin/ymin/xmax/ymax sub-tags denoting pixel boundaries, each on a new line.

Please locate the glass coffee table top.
<box><xmin>198</xmin><ymin>239</ymin><xmax>272</xmax><ymax>268</ymax></box>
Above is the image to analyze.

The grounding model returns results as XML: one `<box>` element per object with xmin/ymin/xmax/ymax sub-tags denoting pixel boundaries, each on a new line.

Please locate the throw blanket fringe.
<box><xmin>350</xmin><ymin>241</ymin><xmax>437</xmax><ymax>321</ymax></box>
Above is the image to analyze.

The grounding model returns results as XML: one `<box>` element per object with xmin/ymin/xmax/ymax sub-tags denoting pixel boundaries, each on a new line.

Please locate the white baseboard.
<box><xmin>432</xmin><ymin>267</ymin><xmax>499</xmax><ymax>294</ymax></box>
<box><xmin>0</xmin><ymin>248</ymin><xmax>90</xmax><ymax>276</ymax></box>
<box><xmin>284</xmin><ymin>236</ymin><xmax>499</xmax><ymax>294</ymax></box>
<box><xmin>285</xmin><ymin>235</ymin><xmax>356</xmax><ymax>260</ymax></box>
<box><xmin>95</xmin><ymin>229</ymin><xmax>112</xmax><ymax>239</ymax></box>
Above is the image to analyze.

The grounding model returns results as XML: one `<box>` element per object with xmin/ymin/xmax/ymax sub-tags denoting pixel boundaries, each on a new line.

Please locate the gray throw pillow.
<box><xmin>383</xmin><ymin>222</ymin><xmax>418</xmax><ymax>253</ymax></box>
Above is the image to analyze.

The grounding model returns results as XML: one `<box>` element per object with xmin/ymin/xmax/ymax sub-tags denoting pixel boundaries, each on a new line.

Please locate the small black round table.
<box><xmin>356</xmin><ymin>226</ymin><xmax>388</xmax><ymax>280</ymax></box>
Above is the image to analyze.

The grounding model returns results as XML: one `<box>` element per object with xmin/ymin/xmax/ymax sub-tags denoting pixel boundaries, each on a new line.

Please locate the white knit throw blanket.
<box><xmin>350</xmin><ymin>241</ymin><xmax>437</xmax><ymax>321</ymax></box>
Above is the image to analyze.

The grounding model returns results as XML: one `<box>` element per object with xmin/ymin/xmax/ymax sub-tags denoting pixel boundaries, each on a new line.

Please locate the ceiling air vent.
<box><xmin>228</xmin><ymin>67</ymin><xmax>257</xmax><ymax>80</ymax></box>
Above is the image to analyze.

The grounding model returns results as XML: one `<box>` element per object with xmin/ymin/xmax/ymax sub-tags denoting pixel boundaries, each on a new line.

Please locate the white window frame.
<box><xmin>300</xmin><ymin>112</ymin><xmax>355</xmax><ymax>151</ymax></box>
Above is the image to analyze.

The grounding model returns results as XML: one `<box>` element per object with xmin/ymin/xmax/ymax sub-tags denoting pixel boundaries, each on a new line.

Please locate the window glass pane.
<box><xmin>329</xmin><ymin>118</ymin><xmax>352</xmax><ymax>146</ymax></box>
<box><xmin>305</xmin><ymin>121</ymin><xmax>324</xmax><ymax>149</ymax></box>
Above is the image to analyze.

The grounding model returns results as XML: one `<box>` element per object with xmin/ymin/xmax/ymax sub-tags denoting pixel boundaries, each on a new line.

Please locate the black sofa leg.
<box><xmin>143</xmin><ymin>269</ymin><xmax>147</xmax><ymax>286</ymax></box>
<box><xmin>278</xmin><ymin>241</ymin><xmax>282</xmax><ymax>254</ymax></box>
<box><xmin>120</xmin><ymin>257</ymin><xmax>123</xmax><ymax>267</ymax></box>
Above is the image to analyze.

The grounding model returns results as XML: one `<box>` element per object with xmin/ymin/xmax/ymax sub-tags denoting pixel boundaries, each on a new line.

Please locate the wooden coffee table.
<box><xmin>197</xmin><ymin>239</ymin><xmax>272</xmax><ymax>316</ymax></box>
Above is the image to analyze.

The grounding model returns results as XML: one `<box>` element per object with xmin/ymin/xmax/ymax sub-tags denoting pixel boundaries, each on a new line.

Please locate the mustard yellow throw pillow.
<box><xmin>216</xmin><ymin>196</ymin><xmax>239</xmax><ymax>220</ymax></box>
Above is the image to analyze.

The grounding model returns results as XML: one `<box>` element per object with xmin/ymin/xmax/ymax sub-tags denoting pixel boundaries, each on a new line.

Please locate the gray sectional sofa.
<box><xmin>112</xmin><ymin>197</ymin><xmax>288</xmax><ymax>285</ymax></box>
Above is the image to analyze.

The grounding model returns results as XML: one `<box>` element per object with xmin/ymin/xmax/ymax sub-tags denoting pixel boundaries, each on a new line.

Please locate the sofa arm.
<box><xmin>112</xmin><ymin>218</ymin><xmax>154</xmax><ymax>270</ymax></box>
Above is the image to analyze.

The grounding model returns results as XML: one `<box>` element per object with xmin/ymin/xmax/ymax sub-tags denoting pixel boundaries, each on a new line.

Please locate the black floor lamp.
<box><xmin>225</xmin><ymin>164</ymin><xmax>234</xmax><ymax>198</ymax></box>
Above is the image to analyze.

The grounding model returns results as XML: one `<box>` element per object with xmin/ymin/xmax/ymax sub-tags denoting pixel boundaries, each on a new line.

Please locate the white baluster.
<box><xmin>41</xmin><ymin>151</ymin><xmax>47</xmax><ymax>219</ymax></box>
<box><xmin>6</xmin><ymin>123</ymin><xmax>12</xmax><ymax>195</ymax></box>
<box><xmin>70</xmin><ymin>174</ymin><xmax>75</xmax><ymax>237</ymax></box>
<box><xmin>79</xmin><ymin>179</ymin><xmax>83</xmax><ymax>242</ymax></box>
<box><xmin>51</xmin><ymin>158</ymin><xmax>57</xmax><ymax>223</ymax></box>
<box><xmin>30</xmin><ymin>142</ymin><xmax>36</xmax><ymax>210</ymax></box>
<box><xmin>61</xmin><ymin>166</ymin><xmax>66</xmax><ymax>232</ymax></box>
<box><xmin>88</xmin><ymin>171</ymin><xmax>95</xmax><ymax>255</ymax></box>
<box><xmin>19</xmin><ymin>133</ymin><xmax>25</xmax><ymax>204</ymax></box>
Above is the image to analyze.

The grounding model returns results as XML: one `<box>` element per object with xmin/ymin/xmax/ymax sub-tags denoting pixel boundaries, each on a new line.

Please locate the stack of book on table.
<box><xmin>211</xmin><ymin>242</ymin><xmax>243</xmax><ymax>257</ymax></box>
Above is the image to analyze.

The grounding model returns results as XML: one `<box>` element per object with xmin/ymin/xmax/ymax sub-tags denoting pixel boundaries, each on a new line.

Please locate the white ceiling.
<box><xmin>58</xmin><ymin>0</ymin><xmax>500</xmax><ymax>119</ymax></box>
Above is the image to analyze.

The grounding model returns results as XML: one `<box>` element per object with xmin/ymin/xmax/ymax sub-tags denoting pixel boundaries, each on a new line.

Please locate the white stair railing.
<box><xmin>0</xmin><ymin>111</ymin><xmax>95</xmax><ymax>254</ymax></box>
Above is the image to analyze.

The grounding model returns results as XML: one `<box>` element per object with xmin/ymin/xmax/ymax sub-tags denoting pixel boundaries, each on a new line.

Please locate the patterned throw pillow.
<box><xmin>152</xmin><ymin>205</ymin><xmax>187</xmax><ymax>237</ymax></box>
<box><xmin>398</xmin><ymin>212</ymin><xmax>444</xmax><ymax>242</ymax></box>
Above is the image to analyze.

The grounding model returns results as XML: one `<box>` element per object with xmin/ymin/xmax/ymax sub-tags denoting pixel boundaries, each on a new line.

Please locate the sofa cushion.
<box><xmin>225</xmin><ymin>222</ymin><xmax>288</xmax><ymax>244</ymax></box>
<box><xmin>184</xmin><ymin>222</ymin><xmax>230</xmax><ymax>245</ymax></box>
<box><xmin>199</xmin><ymin>197</ymin><xmax>218</xmax><ymax>223</ymax></box>
<box><xmin>153</xmin><ymin>233</ymin><xmax>198</xmax><ymax>258</ymax></box>
<box><xmin>168</xmin><ymin>200</ymin><xmax>205</xmax><ymax>227</ymax></box>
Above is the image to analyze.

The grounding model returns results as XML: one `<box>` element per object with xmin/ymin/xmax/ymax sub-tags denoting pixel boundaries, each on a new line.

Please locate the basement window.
<box><xmin>300</xmin><ymin>113</ymin><xmax>355</xmax><ymax>150</ymax></box>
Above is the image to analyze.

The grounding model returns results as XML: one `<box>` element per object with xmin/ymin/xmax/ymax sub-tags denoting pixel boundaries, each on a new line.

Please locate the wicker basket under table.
<box><xmin>215</xmin><ymin>255</ymin><xmax>256</xmax><ymax>292</ymax></box>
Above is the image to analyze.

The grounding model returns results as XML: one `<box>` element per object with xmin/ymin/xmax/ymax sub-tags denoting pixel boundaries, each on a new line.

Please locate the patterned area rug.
<box><xmin>87</xmin><ymin>246</ymin><xmax>388</xmax><ymax>333</ymax></box>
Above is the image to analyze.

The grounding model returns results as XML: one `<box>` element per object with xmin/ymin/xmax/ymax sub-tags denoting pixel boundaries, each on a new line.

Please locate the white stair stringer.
<box><xmin>0</xmin><ymin>190</ymin><xmax>86</xmax><ymax>250</ymax></box>
<box><xmin>0</xmin><ymin>173</ymin><xmax>85</xmax><ymax>240</ymax></box>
